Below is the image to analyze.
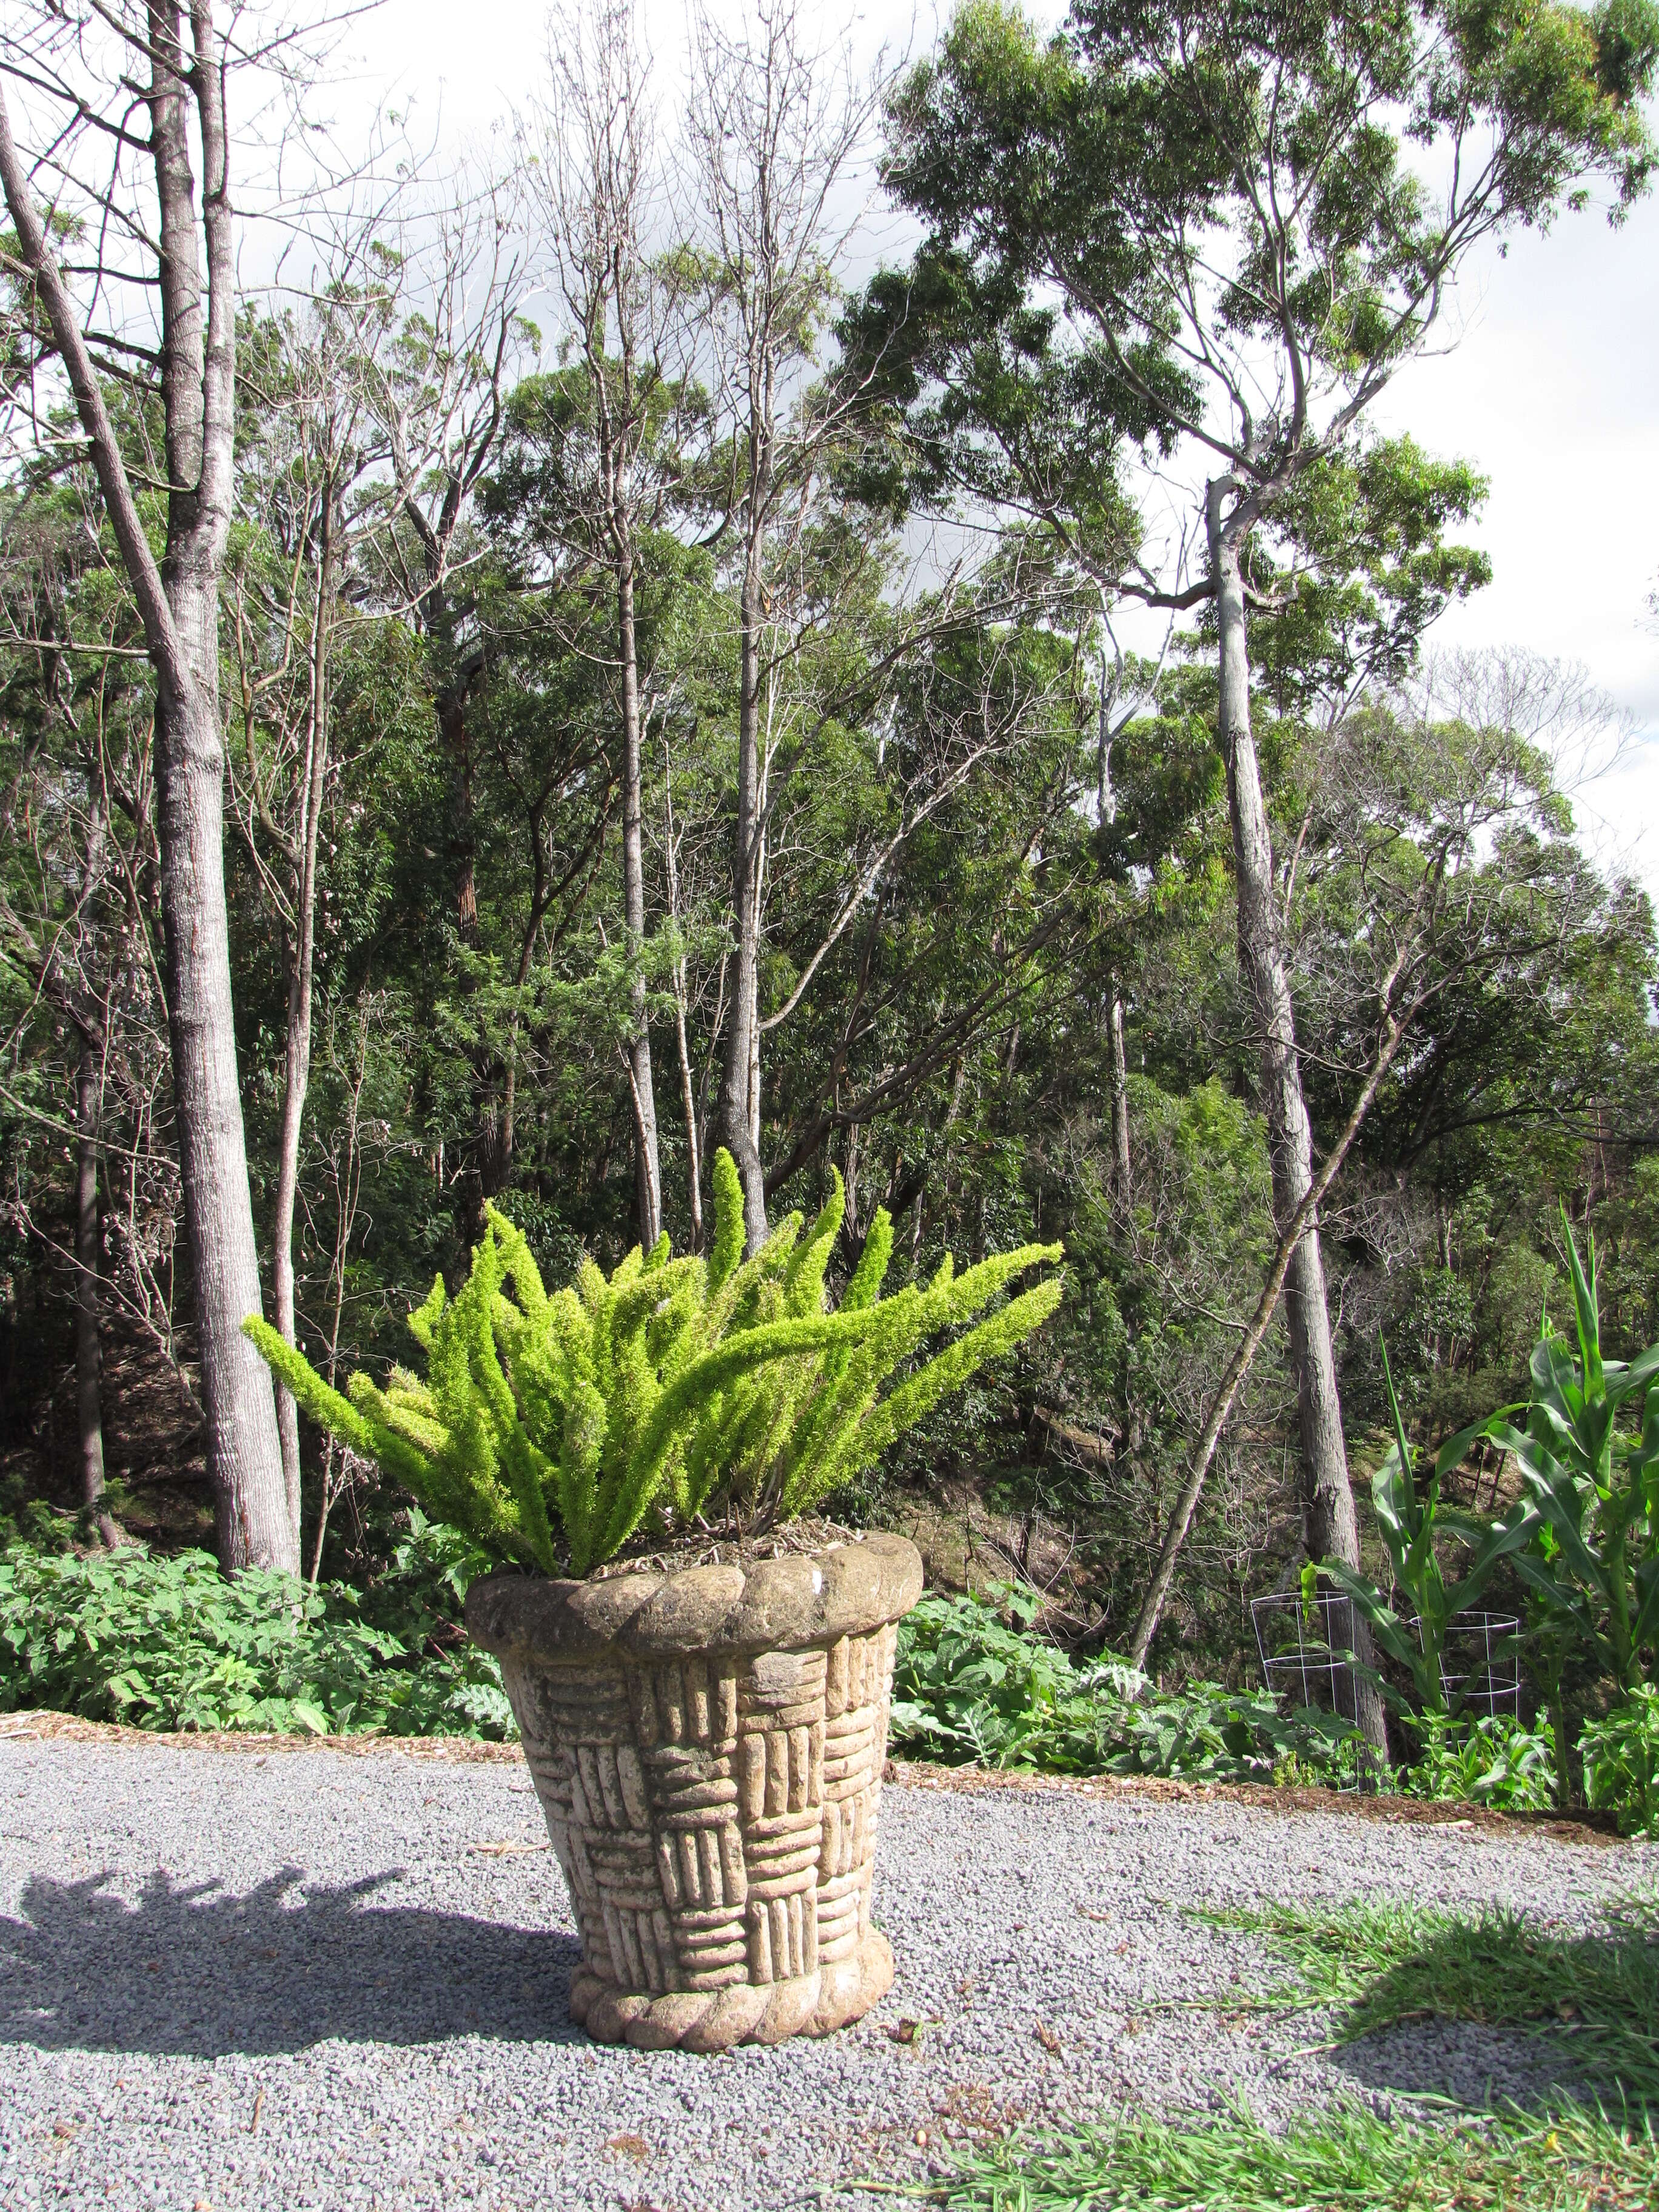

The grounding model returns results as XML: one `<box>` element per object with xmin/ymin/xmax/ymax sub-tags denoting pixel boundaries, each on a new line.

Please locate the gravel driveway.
<box><xmin>0</xmin><ymin>1730</ymin><xmax>1644</xmax><ymax>2211</ymax></box>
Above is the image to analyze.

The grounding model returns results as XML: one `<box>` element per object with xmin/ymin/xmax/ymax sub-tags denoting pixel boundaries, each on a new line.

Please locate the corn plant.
<box><xmin>1480</xmin><ymin>1218</ymin><xmax>1659</xmax><ymax>1697</ymax></box>
<box><xmin>1321</xmin><ymin>1341</ymin><xmax>1526</xmax><ymax>1720</ymax></box>
<box><xmin>1580</xmin><ymin>1684</ymin><xmax>1659</xmax><ymax>1837</ymax></box>
<box><xmin>246</xmin><ymin>1149</ymin><xmax>1062</xmax><ymax>1575</ymax></box>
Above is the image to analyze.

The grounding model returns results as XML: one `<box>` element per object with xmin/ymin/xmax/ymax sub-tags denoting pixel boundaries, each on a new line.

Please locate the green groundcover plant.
<box><xmin>1581</xmin><ymin>1684</ymin><xmax>1659</xmax><ymax>1838</ymax></box>
<box><xmin>933</xmin><ymin>1893</ymin><xmax>1659</xmax><ymax>2206</ymax></box>
<box><xmin>246</xmin><ymin>1150</ymin><xmax>1063</xmax><ymax>1576</ymax></box>
<box><xmin>891</xmin><ymin>1586</ymin><xmax>1361</xmax><ymax>1783</ymax></box>
<box><xmin>0</xmin><ymin>1531</ymin><xmax>515</xmax><ymax>1737</ymax></box>
<box><xmin>929</xmin><ymin>2099</ymin><xmax>1657</xmax><ymax>2212</ymax></box>
<box><xmin>1398</xmin><ymin>1711</ymin><xmax>1558</xmax><ymax>1812</ymax></box>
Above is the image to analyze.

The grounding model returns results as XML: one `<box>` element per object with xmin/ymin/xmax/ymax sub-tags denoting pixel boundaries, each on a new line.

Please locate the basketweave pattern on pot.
<box><xmin>514</xmin><ymin>1620</ymin><xmax>894</xmax><ymax>2001</ymax></box>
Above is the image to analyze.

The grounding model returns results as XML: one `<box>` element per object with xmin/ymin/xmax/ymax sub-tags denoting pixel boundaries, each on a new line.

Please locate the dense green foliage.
<box><xmin>1581</xmin><ymin>1684</ymin><xmax>1659</xmax><ymax>1837</ymax></box>
<box><xmin>1397</xmin><ymin>1712</ymin><xmax>1558</xmax><ymax>1812</ymax></box>
<box><xmin>246</xmin><ymin>1153</ymin><xmax>1061</xmax><ymax>1573</ymax></box>
<box><xmin>1327</xmin><ymin>1226</ymin><xmax>1659</xmax><ymax>1824</ymax></box>
<box><xmin>0</xmin><ymin>1523</ymin><xmax>513</xmax><ymax>1738</ymax></box>
<box><xmin>1485</xmin><ymin>1225</ymin><xmax>1659</xmax><ymax>1695</ymax></box>
<box><xmin>894</xmin><ymin>1586</ymin><xmax>1367</xmax><ymax>1785</ymax></box>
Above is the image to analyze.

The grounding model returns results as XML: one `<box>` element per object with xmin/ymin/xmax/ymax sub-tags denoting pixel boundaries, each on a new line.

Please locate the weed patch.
<box><xmin>919</xmin><ymin>2097</ymin><xmax>1658</xmax><ymax>2210</ymax></box>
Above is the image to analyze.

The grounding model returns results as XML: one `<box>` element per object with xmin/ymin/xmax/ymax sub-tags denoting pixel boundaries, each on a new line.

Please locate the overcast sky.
<box><xmin>324</xmin><ymin>0</ymin><xmax>1659</xmax><ymax>891</ymax></box>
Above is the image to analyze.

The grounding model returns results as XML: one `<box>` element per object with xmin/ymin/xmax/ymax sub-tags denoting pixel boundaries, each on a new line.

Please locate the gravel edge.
<box><xmin>0</xmin><ymin>1706</ymin><xmax>1621</xmax><ymax>1843</ymax></box>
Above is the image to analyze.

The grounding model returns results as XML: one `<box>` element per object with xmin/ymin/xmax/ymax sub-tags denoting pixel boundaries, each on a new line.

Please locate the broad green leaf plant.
<box><xmin>246</xmin><ymin>1149</ymin><xmax>1062</xmax><ymax>1577</ymax></box>
<box><xmin>1482</xmin><ymin>1218</ymin><xmax>1659</xmax><ymax>1697</ymax></box>
<box><xmin>1323</xmin><ymin>1215</ymin><xmax>1658</xmax><ymax>1812</ymax></box>
<box><xmin>1321</xmin><ymin>1341</ymin><xmax>1523</xmax><ymax>1721</ymax></box>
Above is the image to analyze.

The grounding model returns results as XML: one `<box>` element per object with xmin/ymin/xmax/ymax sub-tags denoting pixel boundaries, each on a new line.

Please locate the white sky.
<box><xmin>321</xmin><ymin>0</ymin><xmax>1659</xmax><ymax>894</ymax></box>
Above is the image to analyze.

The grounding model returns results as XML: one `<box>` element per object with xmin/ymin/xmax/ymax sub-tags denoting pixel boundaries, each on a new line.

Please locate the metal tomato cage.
<box><xmin>1429</xmin><ymin>1610</ymin><xmax>1523</xmax><ymax>1720</ymax></box>
<box><xmin>1252</xmin><ymin>1590</ymin><xmax>1523</xmax><ymax>1723</ymax></box>
<box><xmin>1250</xmin><ymin>1589</ymin><xmax>1368</xmax><ymax>1730</ymax></box>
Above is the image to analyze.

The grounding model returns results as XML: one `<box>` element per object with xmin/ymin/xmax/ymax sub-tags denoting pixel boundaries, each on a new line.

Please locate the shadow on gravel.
<box><xmin>1325</xmin><ymin>2017</ymin><xmax>1603</xmax><ymax>2114</ymax></box>
<box><xmin>0</xmin><ymin>1869</ymin><xmax>585</xmax><ymax>2055</ymax></box>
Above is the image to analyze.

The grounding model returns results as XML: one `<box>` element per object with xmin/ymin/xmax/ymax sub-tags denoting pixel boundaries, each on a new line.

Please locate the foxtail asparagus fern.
<box><xmin>245</xmin><ymin>1149</ymin><xmax>1062</xmax><ymax>1575</ymax></box>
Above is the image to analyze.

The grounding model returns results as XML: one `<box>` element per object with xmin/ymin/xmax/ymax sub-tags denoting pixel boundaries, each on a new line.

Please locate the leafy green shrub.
<box><xmin>1580</xmin><ymin>1684</ymin><xmax>1659</xmax><ymax>1837</ymax></box>
<box><xmin>891</xmin><ymin>1585</ymin><xmax>1359</xmax><ymax>1783</ymax></box>
<box><xmin>0</xmin><ymin>1466</ymin><xmax>72</xmax><ymax>1555</ymax></box>
<box><xmin>1399</xmin><ymin>1711</ymin><xmax>1558</xmax><ymax>1811</ymax></box>
<box><xmin>247</xmin><ymin>1149</ymin><xmax>1062</xmax><ymax>1575</ymax></box>
<box><xmin>0</xmin><ymin>1540</ymin><xmax>514</xmax><ymax>1738</ymax></box>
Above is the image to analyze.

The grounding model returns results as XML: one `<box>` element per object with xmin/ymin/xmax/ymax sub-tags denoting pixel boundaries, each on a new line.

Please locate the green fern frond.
<box><xmin>708</xmin><ymin>1150</ymin><xmax>746</xmax><ymax>1291</ymax></box>
<box><xmin>844</xmin><ymin>1212</ymin><xmax>894</xmax><ymax>1311</ymax></box>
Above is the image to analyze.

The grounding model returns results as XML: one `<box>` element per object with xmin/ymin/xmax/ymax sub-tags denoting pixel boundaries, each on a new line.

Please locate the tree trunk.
<box><xmin>1108</xmin><ymin>984</ymin><xmax>1132</xmax><ymax>1207</ymax></box>
<box><xmin>73</xmin><ymin>1041</ymin><xmax>116</xmax><ymax>1546</ymax></box>
<box><xmin>270</xmin><ymin>500</ymin><xmax>333</xmax><ymax>1550</ymax></box>
<box><xmin>0</xmin><ymin>19</ymin><xmax>293</xmax><ymax>1574</ymax></box>
<box><xmin>1207</xmin><ymin>480</ymin><xmax>1387</xmax><ymax>1762</ymax></box>
<box><xmin>673</xmin><ymin>986</ymin><xmax>704</xmax><ymax>1245</ymax></box>
<box><xmin>438</xmin><ymin>679</ymin><xmax>492</xmax><ymax>1255</ymax></box>
<box><xmin>618</xmin><ymin>548</ymin><xmax>662</xmax><ymax>1247</ymax></box>
<box><xmin>158</xmin><ymin>594</ymin><xmax>298</xmax><ymax>1572</ymax></box>
<box><xmin>152</xmin><ymin>13</ymin><xmax>293</xmax><ymax>1572</ymax></box>
<box><xmin>65</xmin><ymin>15</ymin><xmax>286</xmax><ymax>1570</ymax></box>
<box><xmin>718</xmin><ymin>558</ymin><xmax>770</xmax><ymax>1254</ymax></box>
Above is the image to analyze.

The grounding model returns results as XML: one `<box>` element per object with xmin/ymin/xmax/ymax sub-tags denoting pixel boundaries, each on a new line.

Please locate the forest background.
<box><xmin>2</xmin><ymin>0</ymin><xmax>1657</xmax><ymax>1744</ymax></box>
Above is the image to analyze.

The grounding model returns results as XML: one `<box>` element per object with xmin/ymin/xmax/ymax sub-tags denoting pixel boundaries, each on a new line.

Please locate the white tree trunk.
<box><xmin>1207</xmin><ymin>481</ymin><xmax>1387</xmax><ymax>1758</ymax></box>
<box><xmin>718</xmin><ymin>563</ymin><xmax>771</xmax><ymax>1254</ymax></box>
<box><xmin>159</xmin><ymin>572</ymin><xmax>298</xmax><ymax>1572</ymax></box>
<box><xmin>618</xmin><ymin>551</ymin><xmax>662</xmax><ymax>1247</ymax></box>
<box><xmin>269</xmin><ymin>508</ymin><xmax>335</xmax><ymax>1549</ymax></box>
<box><xmin>0</xmin><ymin>51</ymin><xmax>292</xmax><ymax>1574</ymax></box>
<box><xmin>74</xmin><ymin>1041</ymin><xmax>114</xmax><ymax>1543</ymax></box>
<box><xmin>1108</xmin><ymin>985</ymin><xmax>1131</xmax><ymax>1207</ymax></box>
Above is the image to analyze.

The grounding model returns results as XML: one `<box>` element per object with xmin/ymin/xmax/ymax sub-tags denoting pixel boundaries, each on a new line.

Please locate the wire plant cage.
<box><xmin>1251</xmin><ymin>1589</ymin><xmax>1367</xmax><ymax>1732</ymax></box>
<box><xmin>1426</xmin><ymin>1611</ymin><xmax>1523</xmax><ymax>1721</ymax></box>
<box><xmin>1252</xmin><ymin>1589</ymin><xmax>1526</xmax><ymax>1792</ymax></box>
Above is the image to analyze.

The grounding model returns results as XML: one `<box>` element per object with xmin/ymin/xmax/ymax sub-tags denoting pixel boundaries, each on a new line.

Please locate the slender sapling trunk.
<box><xmin>270</xmin><ymin>498</ymin><xmax>335</xmax><ymax>1547</ymax></box>
<box><xmin>618</xmin><ymin>545</ymin><xmax>662</xmax><ymax>1246</ymax></box>
<box><xmin>74</xmin><ymin>1040</ymin><xmax>116</xmax><ymax>1545</ymax></box>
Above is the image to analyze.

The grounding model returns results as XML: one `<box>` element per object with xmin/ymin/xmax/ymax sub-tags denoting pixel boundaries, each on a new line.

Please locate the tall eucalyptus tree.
<box><xmin>515</xmin><ymin>0</ymin><xmax>700</xmax><ymax>1247</ymax></box>
<box><xmin>883</xmin><ymin>0</ymin><xmax>1658</xmax><ymax>1705</ymax></box>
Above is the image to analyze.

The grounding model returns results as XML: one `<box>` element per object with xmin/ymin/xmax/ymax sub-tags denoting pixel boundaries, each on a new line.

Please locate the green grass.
<box><xmin>917</xmin><ymin>2097</ymin><xmax>1659</xmax><ymax>2210</ymax></box>
<box><xmin>1193</xmin><ymin>1895</ymin><xmax>1659</xmax><ymax>2102</ymax></box>
<box><xmin>912</xmin><ymin>1899</ymin><xmax>1659</xmax><ymax>2210</ymax></box>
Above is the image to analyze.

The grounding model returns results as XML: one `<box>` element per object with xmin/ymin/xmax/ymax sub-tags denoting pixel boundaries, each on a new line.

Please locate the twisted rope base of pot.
<box><xmin>569</xmin><ymin>1928</ymin><xmax>895</xmax><ymax>2050</ymax></box>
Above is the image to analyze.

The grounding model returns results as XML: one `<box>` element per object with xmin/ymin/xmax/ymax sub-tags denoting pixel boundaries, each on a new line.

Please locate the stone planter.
<box><xmin>465</xmin><ymin>1530</ymin><xmax>923</xmax><ymax>2052</ymax></box>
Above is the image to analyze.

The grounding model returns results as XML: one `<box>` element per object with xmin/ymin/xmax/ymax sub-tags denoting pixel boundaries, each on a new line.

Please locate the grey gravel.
<box><xmin>0</xmin><ymin>1737</ymin><xmax>1649</xmax><ymax>2211</ymax></box>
